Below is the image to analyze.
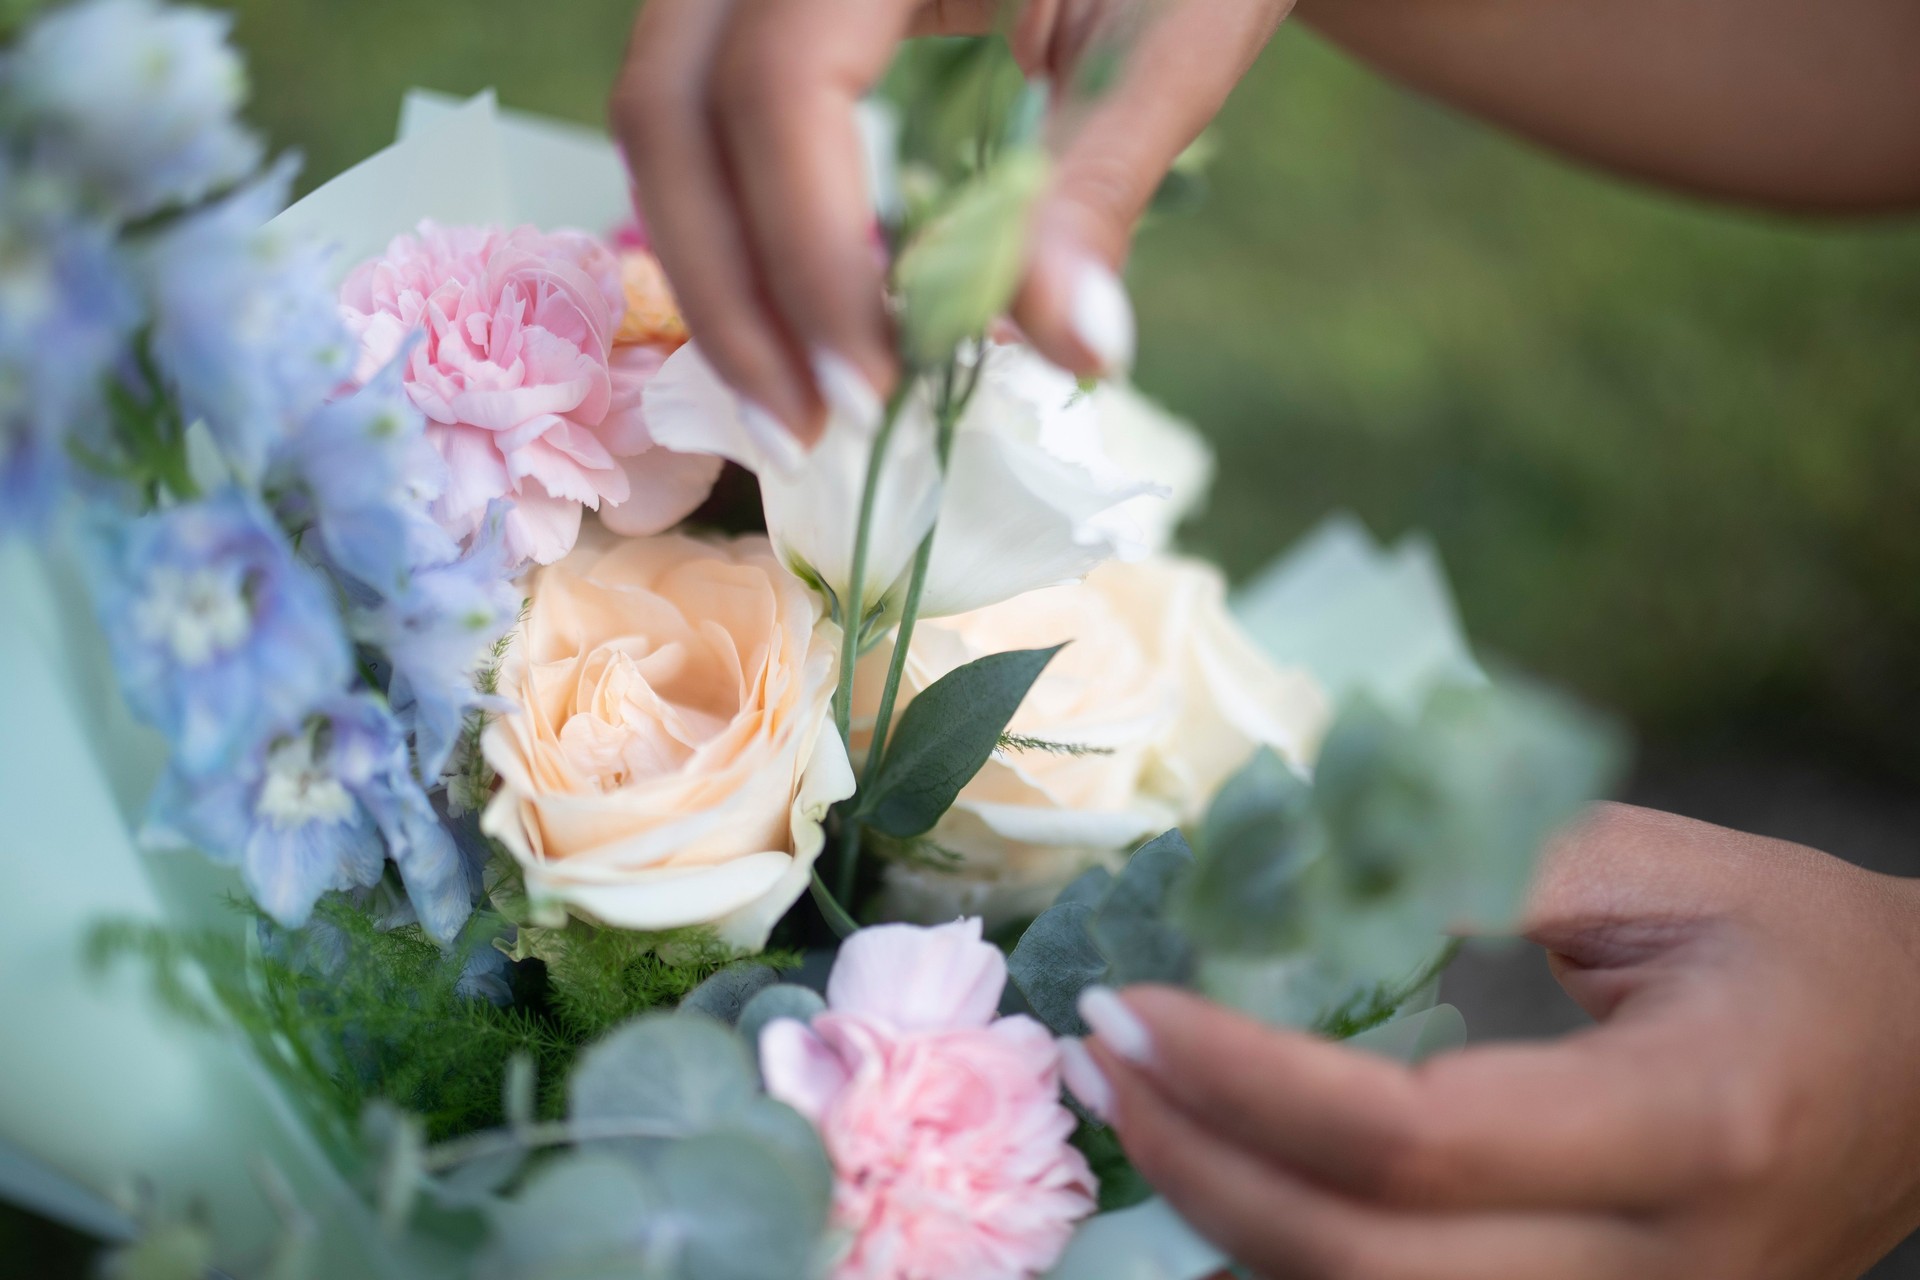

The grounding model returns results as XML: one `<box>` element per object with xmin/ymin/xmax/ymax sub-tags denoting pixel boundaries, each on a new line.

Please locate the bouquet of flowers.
<box><xmin>0</xmin><ymin>5</ymin><xmax>1624</xmax><ymax>1278</ymax></box>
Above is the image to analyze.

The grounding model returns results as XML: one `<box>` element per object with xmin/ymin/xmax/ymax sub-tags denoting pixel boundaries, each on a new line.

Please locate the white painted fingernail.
<box><xmin>1068</xmin><ymin>258</ymin><xmax>1135</xmax><ymax>374</ymax></box>
<box><xmin>1058</xmin><ymin>1036</ymin><xmax>1115</xmax><ymax>1122</ymax></box>
<box><xmin>810</xmin><ymin>347</ymin><xmax>881</xmax><ymax>431</ymax></box>
<box><xmin>739</xmin><ymin>400</ymin><xmax>808</xmax><ymax>478</ymax></box>
<box><xmin>1078</xmin><ymin>985</ymin><xmax>1153</xmax><ymax>1066</ymax></box>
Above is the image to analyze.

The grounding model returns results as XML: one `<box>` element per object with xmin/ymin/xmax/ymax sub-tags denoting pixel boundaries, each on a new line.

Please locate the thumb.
<box><xmin>1012</xmin><ymin>0</ymin><xmax>1292</xmax><ymax>375</ymax></box>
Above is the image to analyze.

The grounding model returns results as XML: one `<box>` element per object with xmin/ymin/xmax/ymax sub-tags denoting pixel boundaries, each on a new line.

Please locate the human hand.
<box><xmin>1065</xmin><ymin>802</ymin><xmax>1920</xmax><ymax>1279</ymax></box>
<box><xmin>611</xmin><ymin>0</ymin><xmax>1291</xmax><ymax>449</ymax></box>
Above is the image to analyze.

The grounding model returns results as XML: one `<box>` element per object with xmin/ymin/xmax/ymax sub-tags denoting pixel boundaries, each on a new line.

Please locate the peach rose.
<box><xmin>865</xmin><ymin>555</ymin><xmax>1331</xmax><ymax>927</ymax></box>
<box><xmin>480</xmin><ymin>529</ymin><xmax>852</xmax><ymax>948</ymax></box>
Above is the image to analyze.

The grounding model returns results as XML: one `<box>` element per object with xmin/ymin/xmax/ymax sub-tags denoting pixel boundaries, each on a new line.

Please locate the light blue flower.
<box><xmin>359</xmin><ymin>512</ymin><xmax>521</xmax><ymax>783</ymax></box>
<box><xmin>88</xmin><ymin>489</ymin><xmax>351</xmax><ymax>776</ymax></box>
<box><xmin>0</xmin><ymin>159</ymin><xmax>140</xmax><ymax>535</ymax></box>
<box><xmin>142</xmin><ymin>158</ymin><xmax>350</xmax><ymax>481</ymax></box>
<box><xmin>2</xmin><ymin>0</ymin><xmax>262</xmax><ymax>220</ymax></box>
<box><xmin>145</xmin><ymin>694</ymin><xmax>475</xmax><ymax>943</ymax></box>
<box><xmin>271</xmin><ymin>353</ymin><xmax>457</xmax><ymax>597</ymax></box>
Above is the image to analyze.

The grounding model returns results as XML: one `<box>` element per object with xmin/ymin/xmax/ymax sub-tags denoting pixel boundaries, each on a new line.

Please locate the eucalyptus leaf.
<box><xmin>1055</xmin><ymin>865</ymin><xmax>1115</xmax><ymax>909</ymax></box>
<box><xmin>1347</xmin><ymin>1003</ymin><xmax>1468</xmax><ymax>1064</ymax></box>
<box><xmin>1008</xmin><ymin>900</ymin><xmax>1106</xmax><ymax>1036</ymax></box>
<box><xmin>652</xmin><ymin>1131</ymin><xmax>834</xmax><ymax>1280</ymax></box>
<box><xmin>98</xmin><ymin>1223</ymin><xmax>216</xmax><ymax>1280</ymax></box>
<box><xmin>479</xmin><ymin>1152</ymin><xmax>661</xmax><ymax>1280</ymax></box>
<box><xmin>1090</xmin><ymin>829</ymin><xmax>1196</xmax><ymax>986</ymax></box>
<box><xmin>1315</xmin><ymin>681</ymin><xmax>1624</xmax><ymax>948</ymax></box>
<box><xmin>736</xmin><ymin>983</ymin><xmax>827</xmax><ymax>1054</ymax></box>
<box><xmin>361</xmin><ymin>1101</ymin><xmax>425</xmax><ymax>1238</ymax></box>
<box><xmin>568</xmin><ymin>1014</ymin><xmax>760</xmax><ymax>1143</ymax></box>
<box><xmin>858</xmin><ymin>645</ymin><xmax>1062</xmax><ymax>838</ymax></box>
<box><xmin>1179</xmin><ymin>749</ymin><xmax>1321</xmax><ymax>954</ymax></box>
<box><xmin>503</xmin><ymin>1053</ymin><xmax>536</xmax><ymax>1131</ymax></box>
<box><xmin>894</xmin><ymin>147</ymin><xmax>1049</xmax><ymax>365</ymax></box>
<box><xmin>678</xmin><ymin>962</ymin><xmax>781</xmax><ymax>1027</ymax></box>
<box><xmin>725</xmin><ymin>1096</ymin><xmax>835</xmax><ymax>1179</ymax></box>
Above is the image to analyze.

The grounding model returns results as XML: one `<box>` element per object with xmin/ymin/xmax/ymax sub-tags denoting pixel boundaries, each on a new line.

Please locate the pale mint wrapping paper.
<box><xmin>0</xmin><ymin>543</ymin><xmax>406</xmax><ymax>1276</ymax></box>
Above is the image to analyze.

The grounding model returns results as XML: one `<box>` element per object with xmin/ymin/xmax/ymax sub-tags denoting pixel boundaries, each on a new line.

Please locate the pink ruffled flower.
<box><xmin>340</xmin><ymin>221</ymin><xmax>721</xmax><ymax>566</ymax></box>
<box><xmin>761</xmin><ymin>919</ymin><xmax>1098</xmax><ymax>1280</ymax></box>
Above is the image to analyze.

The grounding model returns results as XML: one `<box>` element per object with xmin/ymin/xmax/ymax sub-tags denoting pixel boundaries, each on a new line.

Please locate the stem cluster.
<box><xmin>820</xmin><ymin>347</ymin><xmax>990</xmax><ymax>925</ymax></box>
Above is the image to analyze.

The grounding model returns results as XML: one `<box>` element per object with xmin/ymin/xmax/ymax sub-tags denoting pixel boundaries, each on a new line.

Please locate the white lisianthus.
<box><xmin>861</xmin><ymin>554</ymin><xmax>1332</xmax><ymax>927</ymax></box>
<box><xmin>642</xmin><ymin>341</ymin><xmax>1201</xmax><ymax>623</ymax></box>
<box><xmin>6</xmin><ymin>0</ymin><xmax>263</xmax><ymax>219</ymax></box>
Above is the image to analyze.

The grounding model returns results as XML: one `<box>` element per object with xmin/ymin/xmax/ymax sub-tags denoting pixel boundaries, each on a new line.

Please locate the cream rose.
<box><xmin>481</xmin><ymin>528</ymin><xmax>852</xmax><ymax>949</ymax></box>
<box><xmin>865</xmin><ymin>555</ymin><xmax>1331</xmax><ymax>927</ymax></box>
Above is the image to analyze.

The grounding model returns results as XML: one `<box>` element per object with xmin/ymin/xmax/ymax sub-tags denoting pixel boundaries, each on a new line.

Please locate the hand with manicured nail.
<box><xmin>1069</xmin><ymin>804</ymin><xmax>1920</xmax><ymax>1279</ymax></box>
<box><xmin>610</xmin><ymin>0</ymin><xmax>1294</xmax><ymax>445</ymax></box>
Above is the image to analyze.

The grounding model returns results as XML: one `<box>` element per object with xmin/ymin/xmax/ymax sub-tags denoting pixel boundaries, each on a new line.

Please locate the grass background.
<box><xmin>226</xmin><ymin>0</ymin><xmax>1920</xmax><ymax>780</ymax></box>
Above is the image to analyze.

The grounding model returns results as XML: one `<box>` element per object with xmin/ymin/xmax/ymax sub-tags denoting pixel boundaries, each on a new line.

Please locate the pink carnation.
<box><xmin>761</xmin><ymin>920</ymin><xmax>1098</xmax><ymax>1280</ymax></box>
<box><xmin>340</xmin><ymin>221</ymin><xmax>721</xmax><ymax>566</ymax></box>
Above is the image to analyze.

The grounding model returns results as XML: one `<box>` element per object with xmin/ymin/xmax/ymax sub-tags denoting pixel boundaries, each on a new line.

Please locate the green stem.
<box><xmin>809</xmin><ymin>868</ymin><xmax>860</xmax><ymax>940</ymax></box>
<box><xmin>832</xmin><ymin>381</ymin><xmax>914</xmax><ymax>747</ymax></box>
<box><xmin>837</xmin><ymin>355</ymin><xmax>979</xmax><ymax>908</ymax></box>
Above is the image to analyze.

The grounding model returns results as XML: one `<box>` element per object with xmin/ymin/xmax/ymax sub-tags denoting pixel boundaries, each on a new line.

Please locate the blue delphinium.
<box><xmin>88</xmin><ymin>489</ymin><xmax>351</xmax><ymax>776</ymax></box>
<box><xmin>0</xmin><ymin>157</ymin><xmax>140</xmax><ymax>535</ymax></box>
<box><xmin>145</xmin><ymin>693</ymin><xmax>474</xmax><ymax>943</ymax></box>
<box><xmin>1</xmin><ymin>0</ymin><xmax>262</xmax><ymax>220</ymax></box>
<box><xmin>271</xmin><ymin>353</ymin><xmax>456</xmax><ymax>599</ymax></box>
<box><xmin>362</xmin><ymin>514</ymin><xmax>521</xmax><ymax>784</ymax></box>
<box><xmin>141</xmin><ymin>157</ymin><xmax>350</xmax><ymax>481</ymax></box>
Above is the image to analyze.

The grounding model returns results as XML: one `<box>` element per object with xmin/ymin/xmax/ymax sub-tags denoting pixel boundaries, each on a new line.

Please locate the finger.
<box><xmin>711</xmin><ymin>0</ymin><xmax>918</xmax><ymax>407</ymax></box>
<box><xmin>1012</xmin><ymin>0</ymin><xmax>1291</xmax><ymax>375</ymax></box>
<box><xmin>1093</xmin><ymin>1040</ymin><xmax>1665</xmax><ymax>1280</ymax></box>
<box><xmin>612</xmin><ymin>0</ymin><xmax>823</xmax><ymax>447</ymax></box>
<box><xmin>904</xmin><ymin>0</ymin><xmax>1006</xmax><ymax>38</ymax></box>
<box><xmin>1093</xmin><ymin>984</ymin><xmax>1758</xmax><ymax>1212</ymax></box>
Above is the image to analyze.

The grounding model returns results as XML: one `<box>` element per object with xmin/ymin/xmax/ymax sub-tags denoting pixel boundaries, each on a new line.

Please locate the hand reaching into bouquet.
<box><xmin>613</xmin><ymin>0</ymin><xmax>1920</xmax><ymax>449</ymax></box>
<box><xmin>611</xmin><ymin>0</ymin><xmax>1293</xmax><ymax>441</ymax></box>
<box><xmin>1074</xmin><ymin>803</ymin><xmax>1920</xmax><ymax>1279</ymax></box>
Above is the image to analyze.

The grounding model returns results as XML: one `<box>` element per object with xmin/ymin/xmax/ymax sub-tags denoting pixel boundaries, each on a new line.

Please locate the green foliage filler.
<box><xmin>88</xmin><ymin>895</ymin><xmax>785</xmax><ymax>1148</ymax></box>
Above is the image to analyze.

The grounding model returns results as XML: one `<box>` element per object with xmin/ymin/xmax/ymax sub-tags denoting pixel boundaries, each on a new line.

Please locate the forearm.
<box><xmin>1293</xmin><ymin>0</ymin><xmax>1920</xmax><ymax>213</ymax></box>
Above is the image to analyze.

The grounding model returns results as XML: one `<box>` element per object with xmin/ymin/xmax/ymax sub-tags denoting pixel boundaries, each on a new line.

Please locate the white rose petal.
<box><xmin>643</xmin><ymin>341</ymin><xmax>1187</xmax><ymax>623</ymax></box>
<box><xmin>866</xmin><ymin>554</ymin><xmax>1332</xmax><ymax>927</ymax></box>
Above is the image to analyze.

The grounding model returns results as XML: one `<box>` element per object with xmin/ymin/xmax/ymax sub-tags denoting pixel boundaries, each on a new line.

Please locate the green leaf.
<box><xmin>858</xmin><ymin>645</ymin><xmax>1063</xmax><ymax>838</ymax></box>
<box><xmin>1074</xmin><ymin>1121</ymin><xmax>1154</xmax><ymax>1213</ymax></box>
<box><xmin>894</xmin><ymin>147</ymin><xmax>1050</xmax><ymax>365</ymax></box>
<box><xmin>678</xmin><ymin>963</ymin><xmax>780</xmax><ymax>1027</ymax></box>
<box><xmin>737</xmin><ymin>983</ymin><xmax>827</xmax><ymax>1055</ymax></box>
<box><xmin>1090</xmin><ymin>829</ymin><xmax>1196</xmax><ymax>986</ymax></box>
<box><xmin>1009</xmin><ymin>831</ymin><xmax>1196</xmax><ymax>1034</ymax></box>
<box><xmin>361</xmin><ymin>1101</ymin><xmax>425</xmax><ymax>1238</ymax></box>
<box><xmin>1347</xmin><ymin>1003</ymin><xmax>1468</xmax><ymax>1063</ymax></box>
<box><xmin>1055</xmin><ymin>866</ymin><xmax>1114</xmax><ymax>909</ymax></box>
<box><xmin>98</xmin><ymin>1223</ymin><xmax>216</xmax><ymax>1280</ymax></box>
<box><xmin>1177</xmin><ymin>749</ymin><xmax>1322</xmax><ymax>954</ymax></box>
<box><xmin>1008</xmin><ymin>900</ymin><xmax>1106</xmax><ymax>1036</ymax></box>
<box><xmin>567</xmin><ymin>1014</ymin><xmax>759</xmax><ymax>1142</ymax></box>
<box><xmin>479</xmin><ymin>1152</ymin><xmax>660</xmax><ymax>1280</ymax></box>
<box><xmin>1315</xmin><ymin>681</ymin><xmax>1625</xmax><ymax>939</ymax></box>
<box><xmin>651</xmin><ymin>1131</ymin><xmax>833</xmax><ymax>1280</ymax></box>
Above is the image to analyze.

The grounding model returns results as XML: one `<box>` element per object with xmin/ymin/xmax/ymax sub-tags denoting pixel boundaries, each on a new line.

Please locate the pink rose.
<box><xmin>340</xmin><ymin>221</ymin><xmax>721</xmax><ymax>566</ymax></box>
<box><xmin>760</xmin><ymin>920</ymin><xmax>1098</xmax><ymax>1280</ymax></box>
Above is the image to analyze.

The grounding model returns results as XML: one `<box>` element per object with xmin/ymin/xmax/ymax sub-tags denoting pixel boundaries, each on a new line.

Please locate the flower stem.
<box><xmin>809</xmin><ymin>868</ymin><xmax>860</xmax><ymax>940</ymax></box>
<box><xmin>836</xmin><ymin>355</ymin><xmax>977</xmax><ymax>909</ymax></box>
<box><xmin>832</xmin><ymin>380</ymin><xmax>914</xmax><ymax>748</ymax></box>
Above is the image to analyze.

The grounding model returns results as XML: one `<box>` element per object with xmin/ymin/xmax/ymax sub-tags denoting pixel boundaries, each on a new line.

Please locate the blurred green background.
<box><xmin>225</xmin><ymin>0</ymin><xmax>1920</xmax><ymax>785</ymax></box>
